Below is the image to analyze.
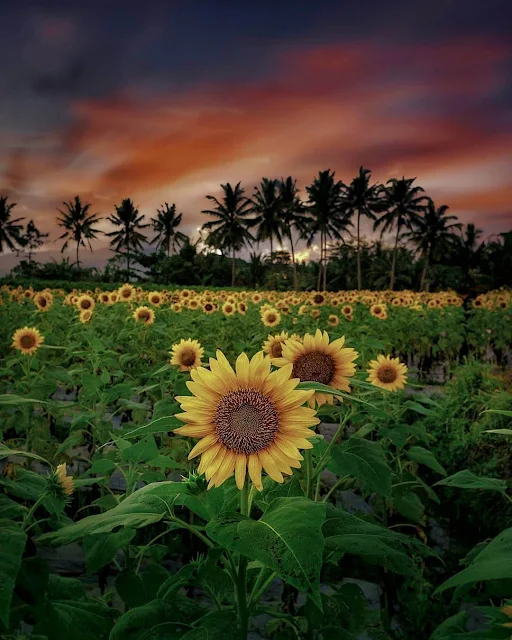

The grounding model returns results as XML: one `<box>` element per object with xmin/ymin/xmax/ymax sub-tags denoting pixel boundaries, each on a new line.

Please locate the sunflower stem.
<box><xmin>236</xmin><ymin>483</ymin><xmax>250</xmax><ymax>638</ymax></box>
<box><xmin>311</xmin><ymin>407</ymin><xmax>353</xmax><ymax>487</ymax></box>
<box><xmin>321</xmin><ymin>474</ymin><xmax>350</xmax><ymax>503</ymax></box>
<box><xmin>304</xmin><ymin>449</ymin><xmax>313</xmax><ymax>499</ymax></box>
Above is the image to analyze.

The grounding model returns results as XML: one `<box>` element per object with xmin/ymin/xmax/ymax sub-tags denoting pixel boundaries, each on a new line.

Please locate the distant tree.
<box><xmin>455</xmin><ymin>223</ymin><xmax>486</xmax><ymax>291</ymax></box>
<box><xmin>57</xmin><ymin>196</ymin><xmax>102</xmax><ymax>268</ymax></box>
<box><xmin>151</xmin><ymin>202</ymin><xmax>187</xmax><ymax>257</ymax></box>
<box><xmin>0</xmin><ymin>195</ymin><xmax>25</xmax><ymax>254</ymax></box>
<box><xmin>279</xmin><ymin>177</ymin><xmax>308</xmax><ymax>291</ymax></box>
<box><xmin>374</xmin><ymin>177</ymin><xmax>428</xmax><ymax>289</ymax></box>
<box><xmin>107</xmin><ymin>198</ymin><xmax>149</xmax><ymax>279</ymax></box>
<box><xmin>23</xmin><ymin>220</ymin><xmax>49</xmax><ymax>262</ymax></box>
<box><xmin>305</xmin><ymin>170</ymin><xmax>351</xmax><ymax>290</ymax></box>
<box><xmin>405</xmin><ymin>200</ymin><xmax>461</xmax><ymax>290</ymax></box>
<box><xmin>342</xmin><ymin>166</ymin><xmax>383</xmax><ymax>290</ymax></box>
<box><xmin>251</xmin><ymin>178</ymin><xmax>283</xmax><ymax>286</ymax></box>
<box><xmin>201</xmin><ymin>182</ymin><xmax>254</xmax><ymax>286</ymax></box>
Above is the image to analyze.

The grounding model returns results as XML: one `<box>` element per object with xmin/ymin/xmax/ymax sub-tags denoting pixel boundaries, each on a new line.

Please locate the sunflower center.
<box><xmin>374</xmin><ymin>306</ymin><xmax>381</xmax><ymax>314</ymax></box>
<box><xmin>313</xmin><ymin>294</ymin><xmax>324</xmax><ymax>304</ymax></box>
<box><xmin>270</xmin><ymin>341</ymin><xmax>284</xmax><ymax>358</ymax></box>
<box><xmin>267</xmin><ymin>313</ymin><xmax>276</xmax><ymax>323</ymax></box>
<box><xmin>215</xmin><ymin>389</ymin><xmax>279</xmax><ymax>454</ymax></box>
<box><xmin>39</xmin><ymin>297</ymin><xmax>47</xmax><ymax>307</ymax></box>
<box><xmin>377</xmin><ymin>365</ymin><xmax>397</xmax><ymax>384</ymax></box>
<box><xmin>20</xmin><ymin>334</ymin><xmax>36</xmax><ymax>349</ymax></box>
<box><xmin>292</xmin><ymin>351</ymin><xmax>335</xmax><ymax>385</ymax></box>
<box><xmin>81</xmin><ymin>300</ymin><xmax>91</xmax><ymax>309</ymax></box>
<box><xmin>205</xmin><ymin>304</ymin><xmax>213</xmax><ymax>311</ymax></box>
<box><xmin>138</xmin><ymin>311</ymin><xmax>150</xmax><ymax>321</ymax></box>
<box><xmin>180</xmin><ymin>348</ymin><xmax>197</xmax><ymax>367</ymax></box>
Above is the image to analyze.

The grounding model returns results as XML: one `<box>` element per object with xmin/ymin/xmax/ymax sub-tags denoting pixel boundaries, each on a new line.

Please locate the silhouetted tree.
<box><xmin>24</xmin><ymin>220</ymin><xmax>49</xmax><ymax>262</ymax></box>
<box><xmin>151</xmin><ymin>202</ymin><xmax>187</xmax><ymax>257</ymax></box>
<box><xmin>57</xmin><ymin>196</ymin><xmax>102</xmax><ymax>268</ymax></box>
<box><xmin>107</xmin><ymin>199</ymin><xmax>149</xmax><ymax>279</ymax></box>
<box><xmin>201</xmin><ymin>182</ymin><xmax>254</xmax><ymax>286</ymax></box>
<box><xmin>279</xmin><ymin>177</ymin><xmax>307</xmax><ymax>291</ymax></box>
<box><xmin>251</xmin><ymin>178</ymin><xmax>283</xmax><ymax>286</ymax></box>
<box><xmin>0</xmin><ymin>195</ymin><xmax>25</xmax><ymax>254</ymax></box>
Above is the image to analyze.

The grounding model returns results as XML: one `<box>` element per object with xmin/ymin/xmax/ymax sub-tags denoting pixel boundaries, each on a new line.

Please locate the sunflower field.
<box><xmin>0</xmin><ymin>283</ymin><xmax>511</xmax><ymax>640</ymax></box>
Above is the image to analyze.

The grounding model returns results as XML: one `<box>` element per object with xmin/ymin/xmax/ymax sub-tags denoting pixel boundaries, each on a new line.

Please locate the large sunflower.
<box><xmin>79</xmin><ymin>309</ymin><xmax>93</xmax><ymax>323</ymax></box>
<box><xmin>118</xmin><ymin>283</ymin><xmax>135</xmax><ymax>302</ymax></box>
<box><xmin>133</xmin><ymin>306</ymin><xmax>155</xmax><ymax>325</ymax></box>
<box><xmin>222</xmin><ymin>302</ymin><xmax>235</xmax><ymax>316</ymax></box>
<box><xmin>202</xmin><ymin>302</ymin><xmax>215</xmax><ymax>315</ymax></box>
<box><xmin>262</xmin><ymin>331</ymin><xmax>289</xmax><ymax>360</ymax></box>
<box><xmin>274</xmin><ymin>329</ymin><xmax>358</xmax><ymax>407</ymax></box>
<box><xmin>170</xmin><ymin>338</ymin><xmax>204</xmax><ymax>371</ymax></box>
<box><xmin>77</xmin><ymin>294</ymin><xmax>95</xmax><ymax>312</ymax></box>
<box><xmin>12</xmin><ymin>327</ymin><xmax>45</xmax><ymax>355</ymax></box>
<box><xmin>366</xmin><ymin>355</ymin><xmax>407</xmax><ymax>391</ymax></box>
<box><xmin>174</xmin><ymin>351</ymin><xmax>319</xmax><ymax>490</ymax></box>
<box><xmin>34</xmin><ymin>292</ymin><xmax>52</xmax><ymax>312</ymax></box>
<box><xmin>148</xmin><ymin>291</ymin><xmax>164</xmax><ymax>306</ymax></box>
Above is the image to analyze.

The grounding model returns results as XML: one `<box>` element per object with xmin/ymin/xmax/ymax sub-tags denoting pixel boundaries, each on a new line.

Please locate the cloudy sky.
<box><xmin>1</xmin><ymin>0</ymin><xmax>511</xmax><ymax>271</ymax></box>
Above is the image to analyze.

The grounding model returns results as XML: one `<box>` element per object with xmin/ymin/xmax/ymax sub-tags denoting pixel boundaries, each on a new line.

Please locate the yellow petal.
<box><xmin>258</xmin><ymin>450</ymin><xmax>284</xmax><ymax>483</ymax></box>
<box><xmin>248</xmin><ymin>453</ymin><xmax>263</xmax><ymax>491</ymax></box>
<box><xmin>188</xmin><ymin>433</ymin><xmax>218</xmax><ymax>459</ymax></box>
<box><xmin>234</xmin><ymin>453</ymin><xmax>247</xmax><ymax>490</ymax></box>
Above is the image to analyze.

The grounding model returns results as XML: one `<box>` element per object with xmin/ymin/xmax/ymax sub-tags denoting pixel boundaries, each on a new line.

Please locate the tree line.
<box><xmin>1</xmin><ymin>167</ymin><xmax>510</xmax><ymax>291</ymax></box>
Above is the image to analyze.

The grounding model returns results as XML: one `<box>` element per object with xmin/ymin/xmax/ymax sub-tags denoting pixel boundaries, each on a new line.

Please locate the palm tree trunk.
<box><xmin>167</xmin><ymin>237</ymin><xmax>171</xmax><ymax>258</ymax></box>
<box><xmin>357</xmin><ymin>212</ymin><xmax>362</xmax><ymax>290</ymax></box>
<box><xmin>317</xmin><ymin>231</ymin><xmax>323</xmax><ymax>290</ymax></box>
<box><xmin>76</xmin><ymin>242</ymin><xmax>80</xmax><ymax>269</ymax></box>
<box><xmin>390</xmin><ymin>224</ymin><xmax>400</xmax><ymax>290</ymax></box>
<box><xmin>322</xmin><ymin>234</ymin><xmax>327</xmax><ymax>291</ymax></box>
<box><xmin>231</xmin><ymin>247</ymin><xmax>236</xmax><ymax>287</ymax></box>
<box><xmin>420</xmin><ymin>252</ymin><xmax>429</xmax><ymax>291</ymax></box>
<box><xmin>127</xmin><ymin>252</ymin><xmax>130</xmax><ymax>281</ymax></box>
<box><xmin>270</xmin><ymin>236</ymin><xmax>274</xmax><ymax>288</ymax></box>
<box><xmin>289</xmin><ymin>226</ymin><xmax>298</xmax><ymax>291</ymax></box>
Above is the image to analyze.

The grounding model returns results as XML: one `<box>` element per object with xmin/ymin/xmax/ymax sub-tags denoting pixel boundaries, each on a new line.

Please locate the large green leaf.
<box><xmin>33</xmin><ymin>599</ymin><xmax>117</xmax><ymax>640</ymax></box>
<box><xmin>406</xmin><ymin>446</ymin><xmax>446</xmax><ymax>476</ymax></box>
<box><xmin>0</xmin><ymin>494</ymin><xmax>26</xmax><ymax>520</ymax></box>
<box><xmin>83</xmin><ymin>528</ymin><xmax>136</xmax><ymax>573</ymax></box>
<box><xmin>435</xmin><ymin>528</ymin><xmax>512</xmax><ymax>593</ymax></box>
<box><xmin>175</xmin><ymin>479</ymin><xmax>239</xmax><ymax>521</ymax></box>
<box><xmin>207</xmin><ymin>497</ymin><xmax>326</xmax><ymax>608</ymax></box>
<box><xmin>109</xmin><ymin>599</ymin><xmax>186</xmax><ymax>640</ymax></box>
<box><xmin>323</xmin><ymin>506</ymin><xmax>419</xmax><ymax>576</ymax></box>
<box><xmin>0</xmin><ymin>520</ymin><xmax>27</xmax><ymax>627</ymax></box>
<box><xmin>181</xmin><ymin>611</ymin><xmax>238</xmax><ymax>640</ymax></box>
<box><xmin>0</xmin><ymin>444</ymin><xmax>48</xmax><ymax>463</ymax></box>
<box><xmin>120</xmin><ymin>436</ymin><xmax>159</xmax><ymax>464</ymax></box>
<box><xmin>435</xmin><ymin>470</ymin><xmax>507</xmax><ymax>493</ymax></box>
<box><xmin>327</xmin><ymin>438</ymin><xmax>392</xmax><ymax>498</ymax></box>
<box><xmin>38</xmin><ymin>482</ymin><xmax>189</xmax><ymax>545</ymax></box>
<box><xmin>116</xmin><ymin>566</ymin><xmax>170</xmax><ymax>609</ymax></box>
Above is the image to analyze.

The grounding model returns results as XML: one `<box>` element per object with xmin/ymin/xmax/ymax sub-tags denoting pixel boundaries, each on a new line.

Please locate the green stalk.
<box><xmin>321</xmin><ymin>474</ymin><xmax>350</xmax><ymax>503</ymax></box>
<box><xmin>312</xmin><ymin>407</ymin><xmax>353</xmax><ymax>485</ymax></box>
<box><xmin>236</xmin><ymin>483</ymin><xmax>250</xmax><ymax>639</ymax></box>
<box><xmin>304</xmin><ymin>449</ymin><xmax>313</xmax><ymax>499</ymax></box>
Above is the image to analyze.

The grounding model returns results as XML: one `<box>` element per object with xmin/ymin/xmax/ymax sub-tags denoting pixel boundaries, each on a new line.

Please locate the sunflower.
<box><xmin>203</xmin><ymin>302</ymin><xmax>215</xmax><ymax>315</ymax></box>
<box><xmin>366</xmin><ymin>355</ymin><xmax>408</xmax><ymax>391</ymax></box>
<box><xmin>109</xmin><ymin>292</ymin><xmax>119</xmax><ymax>303</ymax></box>
<box><xmin>222</xmin><ymin>302</ymin><xmax>235</xmax><ymax>316</ymax></box>
<box><xmin>133</xmin><ymin>306</ymin><xmax>155</xmax><ymax>325</ymax></box>
<box><xmin>311</xmin><ymin>292</ymin><xmax>326</xmax><ymax>306</ymax></box>
<box><xmin>79</xmin><ymin>309</ymin><xmax>93</xmax><ymax>323</ymax></box>
<box><xmin>118</xmin><ymin>283</ymin><xmax>135</xmax><ymax>302</ymax></box>
<box><xmin>23</xmin><ymin>289</ymin><xmax>34</xmax><ymax>300</ymax></box>
<box><xmin>341</xmin><ymin>304</ymin><xmax>353</xmax><ymax>317</ymax></box>
<box><xmin>55</xmin><ymin>463</ymin><xmax>74</xmax><ymax>496</ymax></box>
<box><xmin>310</xmin><ymin>309</ymin><xmax>320</xmax><ymax>320</ymax></box>
<box><xmin>148</xmin><ymin>291</ymin><xmax>163</xmax><ymax>306</ymax></box>
<box><xmin>12</xmin><ymin>327</ymin><xmax>45</xmax><ymax>355</ymax></box>
<box><xmin>274</xmin><ymin>329</ymin><xmax>358</xmax><ymax>407</ymax></box>
<box><xmin>370</xmin><ymin>303</ymin><xmax>387</xmax><ymax>319</ymax></box>
<box><xmin>170</xmin><ymin>339</ymin><xmax>204</xmax><ymax>372</ymax></box>
<box><xmin>298</xmin><ymin>305</ymin><xmax>308</xmax><ymax>315</ymax></box>
<box><xmin>328</xmin><ymin>314</ymin><xmax>339</xmax><ymax>327</ymax></box>
<box><xmin>34</xmin><ymin>292</ymin><xmax>52</xmax><ymax>312</ymax></box>
<box><xmin>501</xmin><ymin>603</ymin><xmax>512</xmax><ymax>628</ymax></box>
<box><xmin>172</xmin><ymin>302</ymin><xmax>183</xmax><ymax>313</ymax></box>
<box><xmin>262</xmin><ymin>331</ymin><xmax>289</xmax><ymax>360</ymax></box>
<box><xmin>77</xmin><ymin>294</ymin><xmax>95</xmax><ymax>312</ymax></box>
<box><xmin>252</xmin><ymin>292</ymin><xmax>263</xmax><ymax>305</ymax></box>
<box><xmin>261</xmin><ymin>308</ymin><xmax>281</xmax><ymax>328</ymax></box>
<box><xmin>237</xmin><ymin>302</ymin><xmax>247</xmax><ymax>315</ymax></box>
<box><xmin>188</xmin><ymin>299</ymin><xmax>200</xmax><ymax>310</ymax></box>
<box><xmin>98</xmin><ymin>292</ymin><xmax>111</xmax><ymax>304</ymax></box>
<box><xmin>174</xmin><ymin>350</ymin><xmax>319</xmax><ymax>490</ymax></box>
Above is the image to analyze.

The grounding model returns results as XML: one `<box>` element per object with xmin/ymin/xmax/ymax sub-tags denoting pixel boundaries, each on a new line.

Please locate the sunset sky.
<box><xmin>1</xmin><ymin>0</ymin><xmax>511</xmax><ymax>271</ymax></box>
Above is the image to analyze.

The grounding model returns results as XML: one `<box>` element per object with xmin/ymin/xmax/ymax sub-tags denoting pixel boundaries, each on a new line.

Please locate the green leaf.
<box><xmin>116</xmin><ymin>566</ymin><xmax>170</xmax><ymax>609</ymax></box>
<box><xmin>430</xmin><ymin>611</ymin><xmax>468</xmax><ymax>639</ymax></box>
<box><xmin>0</xmin><ymin>468</ymin><xmax>47</xmax><ymax>500</ymax></box>
<box><xmin>482</xmin><ymin>409</ymin><xmax>512</xmax><ymax>418</ymax></box>
<box><xmin>109</xmin><ymin>599</ymin><xmax>185</xmax><ymax>640</ymax></box>
<box><xmin>181</xmin><ymin>611</ymin><xmax>238</xmax><ymax>640</ymax></box>
<box><xmin>0</xmin><ymin>444</ymin><xmax>48</xmax><ymax>463</ymax></box>
<box><xmin>404</xmin><ymin>401</ymin><xmax>438</xmax><ymax>416</ymax></box>
<box><xmin>16</xmin><ymin>557</ymin><xmax>49</xmax><ymax>605</ymax></box>
<box><xmin>157</xmin><ymin>565</ymin><xmax>196</xmax><ymax>601</ymax></box>
<box><xmin>435</xmin><ymin>470</ymin><xmax>507</xmax><ymax>493</ymax></box>
<box><xmin>484</xmin><ymin>428</ymin><xmax>512</xmax><ymax>436</ymax></box>
<box><xmin>56</xmin><ymin>431</ymin><xmax>86</xmax><ymax>455</ymax></box>
<box><xmin>323</xmin><ymin>506</ymin><xmax>419</xmax><ymax>576</ymax></box>
<box><xmin>38</xmin><ymin>482</ymin><xmax>189</xmax><ymax>545</ymax></box>
<box><xmin>152</xmin><ymin>399</ymin><xmax>180</xmax><ymax>421</ymax></box>
<box><xmin>406</xmin><ymin>446</ymin><xmax>447</xmax><ymax>476</ymax></box>
<box><xmin>393</xmin><ymin>491</ymin><xmax>425</xmax><ymax>525</ymax></box>
<box><xmin>0</xmin><ymin>520</ymin><xmax>27</xmax><ymax>627</ymax></box>
<box><xmin>327</xmin><ymin>438</ymin><xmax>392</xmax><ymax>498</ymax></box>
<box><xmin>101</xmin><ymin>416</ymin><xmax>182</xmax><ymax>448</ymax></box>
<box><xmin>120</xmin><ymin>435</ymin><xmax>159</xmax><ymax>464</ymax></box>
<box><xmin>0</xmin><ymin>494</ymin><xmax>26</xmax><ymax>520</ymax></box>
<box><xmin>207</xmin><ymin>497</ymin><xmax>326</xmax><ymax>609</ymax></box>
<box><xmin>87</xmin><ymin>458</ymin><xmax>117</xmax><ymax>475</ymax></box>
<box><xmin>257</xmin><ymin>475</ymin><xmax>304</xmax><ymax>510</ymax></box>
<box><xmin>176</xmin><ymin>480</ymin><xmax>240</xmax><ymax>521</ymax></box>
<box><xmin>435</xmin><ymin>528</ymin><xmax>512</xmax><ymax>593</ymax></box>
<box><xmin>34</xmin><ymin>599</ymin><xmax>117</xmax><ymax>640</ymax></box>
<box><xmin>83</xmin><ymin>528</ymin><xmax>136</xmax><ymax>573</ymax></box>
<box><xmin>0</xmin><ymin>394</ymin><xmax>48</xmax><ymax>406</ymax></box>
<box><xmin>297</xmin><ymin>382</ymin><xmax>386</xmax><ymax>415</ymax></box>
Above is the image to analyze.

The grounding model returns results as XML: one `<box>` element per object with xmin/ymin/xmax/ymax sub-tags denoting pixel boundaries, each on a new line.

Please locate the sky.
<box><xmin>1</xmin><ymin>0</ymin><xmax>511</xmax><ymax>271</ymax></box>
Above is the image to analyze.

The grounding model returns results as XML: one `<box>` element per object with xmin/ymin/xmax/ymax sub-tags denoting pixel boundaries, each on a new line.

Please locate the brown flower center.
<box><xmin>266</xmin><ymin>313</ymin><xmax>276</xmax><ymax>323</ymax></box>
<box><xmin>292</xmin><ymin>351</ymin><xmax>335</xmax><ymax>385</ymax></box>
<box><xmin>373</xmin><ymin>306</ymin><xmax>381</xmax><ymax>314</ymax></box>
<box><xmin>81</xmin><ymin>299</ymin><xmax>91</xmax><ymax>309</ymax></box>
<box><xmin>377</xmin><ymin>365</ymin><xmax>398</xmax><ymax>384</ymax></box>
<box><xmin>205</xmin><ymin>303</ymin><xmax>213</xmax><ymax>311</ymax></box>
<box><xmin>39</xmin><ymin>297</ymin><xmax>47</xmax><ymax>307</ymax></box>
<box><xmin>151</xmin><ymin>296</ymin><xmax>160</xmax><ymax>303</ymax></box>
<box><xmin>270</xmin><ymin>341</ymin><xmax>284</xmax><ymax>358</ymax></box>
<box><xmin>180</xmin><ymin>348</ymin><xmax>197</xmax><ymax>367</ymax></box>
<box><xmin>122</xmin><ymin>289</ymin><xmax>131</xmax><ymax>298</ymax></box>
<box><xmin>138</xmin><ymin>311</ymin><xmax>150</xmax><ymax>322</ymax></box>
<box><xmin>313</xmin><ymin>294</ymin><xmax>324</xmax><ymax>304</ymax></box>
<box><xmin>215</xmin><ymin>389</ymin><xmax>279</xmax><ymax>454</ymax></box>
<box><xmin>20</xmin><ymin>334</ymin><xmax>36</xmax><ymax>349</ymax></box>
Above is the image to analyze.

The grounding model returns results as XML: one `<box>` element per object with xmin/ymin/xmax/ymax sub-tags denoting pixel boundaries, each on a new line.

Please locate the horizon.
<box><xmin>1</xmin><ymin>0</ymin><xmax>512</xmax><ymax>273</ymax></box>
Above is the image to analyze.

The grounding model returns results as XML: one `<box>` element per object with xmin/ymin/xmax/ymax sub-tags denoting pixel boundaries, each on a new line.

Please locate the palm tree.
<box><xmin>279</xmin><ymin>177</ymin><xmax>307</xmax><ymax>291</ymax></box>
<box><xmin>201</xmin><ymin>182</ymin><xmax>254</xmax><ymax>286</ymax></box>
<box><xmin>107</xmin><ymin>198</ymin><xmax>149</xmax><ymax>278</ymax></box>
<box><xmin>305</xmin><ymin>170</ymin><xmax>351</xmax><ymax>290</ymax></box>
<box><xmin>342</xmin><ymin>166</ymin><xmax>383</xmax><ymax>290</ymax></box>
<box><xmin>24</xmin><ymin>220</ymin><xmax>49</xmax><ymax>262</ymax></box>
<box><xmin>374</xmin><ymin>177</ymin><xmax>428</xmax><ymax>290</ymax></box>
<box><xmin>57</xmin><ymin>196</ymin><xmax>102</xmax><ymax>268</ymax></box>
<box><xmin>151</xmin><ymin>202</ymin><xmax>187</xmax><ymax>257</ymax></box>
<box><xmin>0</xmin><ymin>196</ymin><xmax>25</xmax><ymax>254</ymax></box>
<box><xmin>251</xmin><ymin>178</ymin><xmax>283</xmax><ymax>285</ymax></box>
<box><xmin>456</xmin><ymin>223</ymin><xmax>486</xmax><ymax>290</ymax></box>
<box><xmin>405</xmin><ymin>200</ymin><xmax>461</xmax><ymax>290</ymax></box>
